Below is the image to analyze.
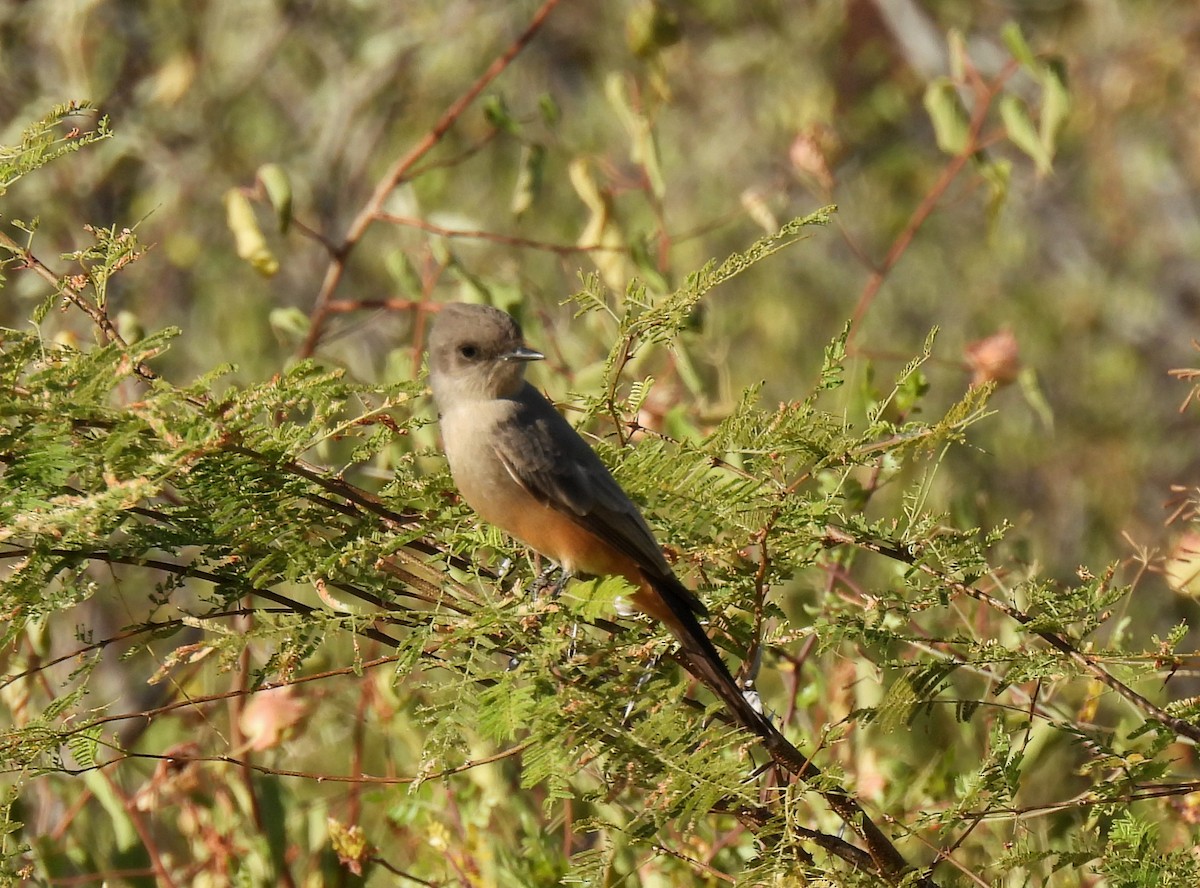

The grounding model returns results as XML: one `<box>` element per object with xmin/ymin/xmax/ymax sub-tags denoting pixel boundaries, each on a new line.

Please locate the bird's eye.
<box><xmin>458</xmin><ymin>344</ymin><xmax>479</xmax><ymax>359</ymax></box>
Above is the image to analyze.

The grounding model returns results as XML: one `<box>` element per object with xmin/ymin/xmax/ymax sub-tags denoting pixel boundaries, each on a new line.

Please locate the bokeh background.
<box><xmin>2</xmin><ymin>1</ymin><xmax>1198</xmax><ymax>613</ymax></box>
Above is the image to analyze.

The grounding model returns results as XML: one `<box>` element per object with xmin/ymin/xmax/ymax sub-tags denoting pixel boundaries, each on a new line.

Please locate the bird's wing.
<box><xmin>491</xmin><ymin>386</ymin><xmax>706</xmax><ymax>616</ymax></box>
<box><xmin>490</xmin><ymin>390</ymin><xmax>782</xmax><ymax>738</ymax></box>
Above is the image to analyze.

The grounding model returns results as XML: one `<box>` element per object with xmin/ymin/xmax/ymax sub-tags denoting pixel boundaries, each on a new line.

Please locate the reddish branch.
<box><xmin>0</xmin><ymin>229</ymin><xmax>159</xmax><ymax>383</ymax></box>
<box><xmin>298</xmin><ymin>0</ymin><xmax>563</xmax><ymax>358</ymax></box>
<box><xmin>847</xmin><ymin>60</ymin><xmax>1019</xmax><ymax>346</ymax></box>
<box><xmin>376</xmin><ymin>213</ymin><xmax>627</xmax><ymax>255</ymax></box>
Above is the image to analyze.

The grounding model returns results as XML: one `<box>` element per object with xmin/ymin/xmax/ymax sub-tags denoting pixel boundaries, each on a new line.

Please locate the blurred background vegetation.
<box><xmin>4</xmin><ymin>0</ymin><xmax>1200</xmax><ymax>884</ymax></box>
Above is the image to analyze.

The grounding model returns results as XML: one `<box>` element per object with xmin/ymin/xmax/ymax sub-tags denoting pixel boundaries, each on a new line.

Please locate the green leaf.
<box><xmin>511</xmin><ymin>142</ymin><xmax>545</xmax><ymax>217</ymax></box>
<box><xmin>923</xmin><ymin>78</ymin><xmax>970</xmax><ymax>155</ymax></box>
<box><xmin>565</xmin><ymin>575</ymin><xmax>633</xmax><ymax>621</ymax></box>
<box><xmin>893</xmin><ymin>368</ymin><xmax>930</xmax><ymax>416</ymax></box>
<box><xmin>1001</xmin><ymin>21</ymin><xmax>1037</xmax><ymax>69</ymax></box>
<box><xmin>269</xmin><ymin>306</ymin><xmax>311</xmax><ymax>340</ymax></box>
<box><xmin>606</xmin><ymin>73</ymin><xmax>665</xmax><ymax>198</ymax></box>
<box><xmin>82</xmin><ymin>770</ymin><xmax>140</xmax><ymax>851</ymax></box>
<box><xmin>65</xmin><ymin>724</ymin><xmax>102</xmax><ymax>770</ymax></box>
<box><xmin>1038</xmin><ymin>57</ymin><xmax>1070</xmax><ymax>152</ymax></box>
<box><xmin>257</xmin><ymin>163</ymin><xmax>293</xmax><ymax>234</ymax></box>
<box><xmin>1000</xmin><ymin>94</ymin><xmax>1052</xmax><ymax>175</ymax></box>
<box><xmin>815</xmin><ymin>322</ymin><xmax>849</xmax><ymax>394</ymax></box>
<box><xmin>537</xmin><ymin>93</ymin><xmax>560</xmax><ymax>126</ymax></box>
<box><xmin>626</xmin><ymin>0</ymin><xmax>681</xmax><ymax>58</ymax></box>
<box><xmin>1018</xmin><ymin>365</ymin><xmax>1055</xmax><ymax>431</ymax></box>
<box><xmin>979</xmin><ymin>156</ymin><xmax>1012</xmax><ymax>224</ymax></box>
<box><xmin>947</xmin><ymin>29</ymin><xmax>968</xmax><ymax>82</ymax></box>
<box><xmin>0</xmin><ymin>102</ymin><xmax>111</xmax><ymax>195</ymax></box>
<box><xmin>482</xmin><ymin>94</ymin><xmax>520</xmax><ymax>135</ymax></box>
<box><xmin>224</xmin><ymin>188</ymin><xmax>279</xmax><ymax>276</ymax></box>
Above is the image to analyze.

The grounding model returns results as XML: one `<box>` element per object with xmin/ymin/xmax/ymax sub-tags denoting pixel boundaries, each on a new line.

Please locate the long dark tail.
<box><xmin>677</xmin><ymin>620</ymin><xmax>776</xmax><ymax>736</ymax></box>
<box><xmin>645</xmin><ymin>580</ymin><xmax>923</xmax><ymax>882</ymax></box>
<box><xmin>648</xmin><ymin>576</ymin><xmax>776</xmax><ymax>737</ymax></box>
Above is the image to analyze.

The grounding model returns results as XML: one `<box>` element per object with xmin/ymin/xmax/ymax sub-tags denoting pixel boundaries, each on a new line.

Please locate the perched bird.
<box><xmin>427</xmin><ymin>302</ymin><xmax>770</xmax><ymax>733</ymax></box>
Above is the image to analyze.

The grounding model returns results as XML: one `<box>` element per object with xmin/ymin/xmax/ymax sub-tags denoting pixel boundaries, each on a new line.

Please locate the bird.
<box><xmin>426</xmin><ymin>301</ymin><xmax>771</xmax><ymax>734</ymax></box>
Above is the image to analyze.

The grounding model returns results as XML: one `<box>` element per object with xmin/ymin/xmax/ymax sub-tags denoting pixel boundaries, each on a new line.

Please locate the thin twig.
<box><xmin>0</xmin><ymin>229</ymin><xmax>163</xmax><ymax>383</ymax></box>
<box><xmin>377</xmin><ymin>213</ymin><xmax>627</xmax><ymax>254</ymax></box>
<box><xmin>828</xmin><ymin>528</ymin><xmax>1200</xmax><ymax>744</ymax></box>
<box><xmin>846</xmin><ymin>60</ymin><xmax>1019</xmax><ymax>346</ymax></box>
<box><xmin>299</xmin><ymin>0</ymin><xmax>563</xmax><ymax>357</ymax></box>
<box><xmin>100</xmin><ymin>769</ymin><xmax>181</xmax><ymax>888</ymax></box>
<box><xmin>47</xmin><ymin>741</ymin><xmax>532</xmax><ymax>786</ymax></box>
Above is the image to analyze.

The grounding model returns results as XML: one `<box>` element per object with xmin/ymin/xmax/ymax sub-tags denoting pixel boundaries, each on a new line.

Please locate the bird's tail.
<box><xmin>675</xmin><ymin>614</ymin><xmax>775</xmax><ymax>736</ymax></box>
<box><xmin>641</xmin><ymin>577</ymin><xmax>775</xmax><ymax>737</ymax></box>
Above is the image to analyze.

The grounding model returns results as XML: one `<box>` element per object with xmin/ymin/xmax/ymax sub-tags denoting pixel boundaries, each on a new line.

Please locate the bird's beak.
<box><xmin>504</xmin><ymin>346</ymin><xmax>544</xmax><ymax>363</ymax></box>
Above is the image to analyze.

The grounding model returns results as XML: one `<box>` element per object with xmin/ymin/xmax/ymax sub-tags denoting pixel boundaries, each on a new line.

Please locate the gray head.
<box><xmin>427</xmin><ymin>303</ymin><xmax>544</xmax><ymax>405</ymax></box>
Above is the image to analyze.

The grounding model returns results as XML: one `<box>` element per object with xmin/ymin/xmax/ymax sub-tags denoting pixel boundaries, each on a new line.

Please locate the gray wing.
<box><xmin>493</xmin><ymin>385</ymin><xmax>706</xmax><ymax>614</ymax></box>
<box><xmin>491</xmin><ymin>390</ymin><xmax>773</xmax><ymax>731</ymax></box>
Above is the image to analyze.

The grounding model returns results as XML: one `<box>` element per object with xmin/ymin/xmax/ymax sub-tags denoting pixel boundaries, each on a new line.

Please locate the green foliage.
<box><xmin>0</xmin><ymin>103</ymin><xmax>110</xmax><ymax>197</ymax></box>
<box><xmin>1097</xmin><ymin>812</ymin><xmax>1200</xmax><ymax>886</ymax></box>
<box><xmin>3</xmin><ymin>3</ymin><xmax>1200</xmax><ymax>885</ymax></box>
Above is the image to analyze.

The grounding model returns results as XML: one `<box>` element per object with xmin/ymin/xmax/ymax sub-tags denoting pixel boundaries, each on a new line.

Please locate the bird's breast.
<box><xmin>438</xmin><ymin>401</ymin><xmax>639</xmax><ymax>583</ymax></box>
<box><xmin>440</xmin><ymin>402</ymin><xmax>528</xmax><ymax>515</ymax></box>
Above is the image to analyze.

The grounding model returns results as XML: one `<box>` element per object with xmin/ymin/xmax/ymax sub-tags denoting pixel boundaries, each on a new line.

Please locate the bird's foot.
<box><xmin>530</xmin><ymin>565</ymin><xmax>572</xmax><ymax>599</ymax></box>
<box><xmin>551</xmin><ymin>570</ymin><xmax>573</xmax><ymax>598</ymax></box>
<box><xmin>529</xmin><ymin>564</ymin><xmax>560</xmax><ymax>597</ymax></box>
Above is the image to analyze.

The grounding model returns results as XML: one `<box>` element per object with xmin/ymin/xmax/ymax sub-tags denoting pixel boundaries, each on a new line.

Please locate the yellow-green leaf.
<box><xmin>626</xmin><ymin>0</ymin><xmax>681</xmax><ymax>58</ymax></box>
<box><xmin>223</xmin><ymin>189</ymin><xmax>279</xmax><ymax>276</ymax></box>
<box><xmin>1000</xmin><ymin>94</ymin><xmax>1052</xmax><ymax>175</ymax></box>
<box><xmin>482</xmin><ymin>94</ymin><xmax>519</xmax><ymax>135</ymax></box>
<box><xmin>1038</xmin><ymin>58</ymin><xmax>1070</xmax><ymax>152</ymax></box>
<box><xmin>923</xmin><ymin>78</ymin><xmax>970</xmax><ymax>156</ymax></box>
<box><xmin>257</xmin><ymin>163</ymin><xmax>293</xmax><ymax>234</ymax></box>
<box><xmin>269</xmin><ymin>306</ymin><xmax>310</xmax><ymax>340</ymax></box>
<box><xmin>948</xmin><ymin>29</ymin><xmax>968</xmax><ymax>82</ymax></box>
<box><xmin>511</xmin><ymin>142</ymin><xmax>545</xmax><ymax>217</ymax></box>
<box><xmin>1001</xmin><ymin>21</ymin><xmax>1037</xmax><ymax>69</ymax></box>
